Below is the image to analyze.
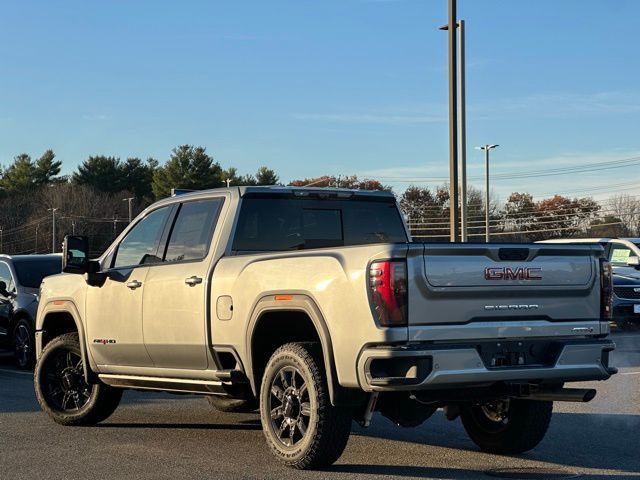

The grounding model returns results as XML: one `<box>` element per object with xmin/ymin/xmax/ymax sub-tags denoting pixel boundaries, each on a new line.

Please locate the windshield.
<box><xmin>13</xmin><ymin>257</ymin><xmax>62</xmax><ymax>289</ymax></box>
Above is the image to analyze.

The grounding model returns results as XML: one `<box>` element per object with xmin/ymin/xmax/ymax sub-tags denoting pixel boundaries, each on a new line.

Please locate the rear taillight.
<box><xmin>369</xmin><ymin>260</ymin><xmax>408</xmax><ymax>327</ymax></box>
<box><xmin>600</xmin><ymin>258</ymin><xmax>613</xmax><ymax>320</ymax></box>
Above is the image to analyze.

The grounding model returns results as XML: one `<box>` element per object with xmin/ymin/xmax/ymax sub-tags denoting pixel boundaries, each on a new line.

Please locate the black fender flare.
<box><xmin>37</xmin><ymin>301</ymin><xmax>96</xmax><ymax>383</ymax></box>
<box><xmin>245</xmin><ymin>294</ymin><xmax>347</xmax><ymax>406</ymax></box>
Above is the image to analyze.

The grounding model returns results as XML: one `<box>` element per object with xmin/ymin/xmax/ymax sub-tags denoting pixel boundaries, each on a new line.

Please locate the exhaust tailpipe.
<box><xmin>525</xmin><ymin>387</ymin><xmax>596</xmax><ymax>403</ymax></box>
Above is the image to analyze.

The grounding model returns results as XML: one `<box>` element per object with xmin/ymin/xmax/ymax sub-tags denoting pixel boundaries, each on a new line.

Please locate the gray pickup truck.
<box><xmin>34</xmin><ymin>187</ymin><xmax>616</xmax><ymax>469</ymax></box>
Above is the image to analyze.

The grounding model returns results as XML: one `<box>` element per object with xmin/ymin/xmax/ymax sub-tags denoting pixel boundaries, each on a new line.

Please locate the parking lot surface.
<box><xmin>1</xmin><ymin>333</ymin><xmax>639</xmax><ymax>480</ymax></box>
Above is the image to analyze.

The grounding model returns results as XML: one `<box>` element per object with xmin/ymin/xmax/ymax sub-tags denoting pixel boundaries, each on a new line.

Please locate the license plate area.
<box><xmin>476</xmin><ymin>340</ymin><xmax>563</xmax><ymax>369</ymax></box>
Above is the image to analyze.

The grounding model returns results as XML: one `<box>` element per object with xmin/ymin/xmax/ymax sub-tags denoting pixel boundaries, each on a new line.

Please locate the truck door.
<box><xmin>142</xmin><ymin>197</ymin><xmax>224</xmax><ymax>370</ymax></box>
<box><xmin>86</xmin><ymin>205</ymin><xmax>172</xmax><ymax>368</ymax></box>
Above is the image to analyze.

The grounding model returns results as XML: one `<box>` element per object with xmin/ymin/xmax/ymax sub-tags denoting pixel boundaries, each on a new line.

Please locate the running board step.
<box><xmin>99</xmin><ymin>374</ymin><xmax>229</xmax><ymax>395</ymax></box>
<box><xmin>214</xmin><ymin>369</ymin><xmax>247</xmax><ymax>382</ymax></box>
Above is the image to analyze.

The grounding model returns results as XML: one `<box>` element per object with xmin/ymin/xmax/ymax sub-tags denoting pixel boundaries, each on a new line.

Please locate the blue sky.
<box><xmin>1</xmin><ymin>0</ymin><xmax>639</xmax><ymax>201</ymax></box>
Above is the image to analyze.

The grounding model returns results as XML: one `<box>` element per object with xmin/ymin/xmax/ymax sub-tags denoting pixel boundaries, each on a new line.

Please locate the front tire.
<box><xmin>460</xmin><ymin>399</ymin><xmax>553</xmax><ymax>454</ymax></box>
<box><xmin>34</xmin><ymin>333</ymin><xmax>122</xmax><ymax>426</ymax></box>
<box><xmin>13</xmin><ymin>319</ymin><xmax>35</xmax><ymax>369</ymax></box>
<box><xmin>260</xmin><ymin>342</ymin><xmax>352</xmax><ymax>469</ymax></box>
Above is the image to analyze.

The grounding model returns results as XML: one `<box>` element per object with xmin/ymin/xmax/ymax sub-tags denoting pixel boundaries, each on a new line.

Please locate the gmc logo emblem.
<box><xmin>484</xmin><ymin>267</ymin><xmax>542</xmax><ymax>280</ymax></box>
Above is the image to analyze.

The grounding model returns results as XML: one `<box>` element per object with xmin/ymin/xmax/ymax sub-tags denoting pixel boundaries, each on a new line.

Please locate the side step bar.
<box><xmin>99</xmin><ymin>374</ymin><xmax>231</xmax><ymax>395</ymax></box>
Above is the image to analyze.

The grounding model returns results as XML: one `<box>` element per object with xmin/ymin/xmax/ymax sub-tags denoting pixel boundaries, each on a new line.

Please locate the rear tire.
<box><xmin>34</xmin><ymin>333</ymin><xmax>122</xmax><ymax>426</ymax></box>
<box><xmin>206</xmin><ymin>395</ymin><xmax>258</xmax><ymax>413</ymax></box>
<box><xmin>13</xmin><ymin>319</ymin><xmax>35</xmax><ymax>370</ymax></box>
<box><xmin>259</xmin><ymin>342</ymin><xmax>352</xmax><ymax>469</ymax></box>
<box><xmin>460</xmin><ymin>399</ymin><xmax>553</xmax><ymax>454</ymax></box>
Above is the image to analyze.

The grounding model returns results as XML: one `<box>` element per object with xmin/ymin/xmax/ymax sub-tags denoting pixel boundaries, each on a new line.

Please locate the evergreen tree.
<box><xmin>152</xmin><ymin>145</ymin><xmax>223</xmax><ymax>199</ymax></box>
<box><xmin>33</xmin><ymin>150</ymin><xmax>62</xmax><ymax>186</ymax></box>
<box><xmin>73</xmin><ymin>156</ymin><xmax>124</xmax><ymax>193</ymax></box>
<box><xmin>121</xmin><ymin>157</ymin><xmax>156</xmax><ymax>199</ymax></box>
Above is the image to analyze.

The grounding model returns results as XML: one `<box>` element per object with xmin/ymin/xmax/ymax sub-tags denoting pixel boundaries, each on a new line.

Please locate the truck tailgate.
<box><xmin>407</xmin><ymin>243</ymin><xmax>603</xmax><ymax>330</ymax></box>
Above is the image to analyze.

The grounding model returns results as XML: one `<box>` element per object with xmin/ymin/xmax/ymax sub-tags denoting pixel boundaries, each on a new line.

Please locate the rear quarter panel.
<box><xmin>210</xmin><ymin>244</ymin><xmax>408</xmax><ymax>388</ymax></box>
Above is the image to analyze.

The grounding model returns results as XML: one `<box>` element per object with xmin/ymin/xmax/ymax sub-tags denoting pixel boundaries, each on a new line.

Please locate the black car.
<box><xmin>0</xmin><ymin>254</ymin><xmax>62</xmax><ymax>368</ymax></box>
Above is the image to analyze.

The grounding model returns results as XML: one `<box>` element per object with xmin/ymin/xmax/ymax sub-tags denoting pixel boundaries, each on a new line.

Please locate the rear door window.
<box><xmin>163</xmin><ymin>199</ymin><xmax>223</xmax><ymax>262</ymax></box>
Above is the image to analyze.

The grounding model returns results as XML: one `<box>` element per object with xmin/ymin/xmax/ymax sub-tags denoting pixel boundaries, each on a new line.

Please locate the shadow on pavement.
<box><xmin>98</xmin><ymin>422</ymin><xmax>261</xmax><ymax>431</ymax></box>
<box><xmin>354</xmin><ymin>411</ymin><xmax>640</xmax><ymax>477</ymax></box>
<box><xmin>331</xmin><ymin>464</ymin><xmax>639</xmax><ymax>479</ymax></box>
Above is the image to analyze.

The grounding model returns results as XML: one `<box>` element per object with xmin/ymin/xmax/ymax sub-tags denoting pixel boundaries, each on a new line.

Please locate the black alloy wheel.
<box><xmin>41</xmin><ymin>348</ymin><xmax>92</xmax><ymax>412</ymax></box>
<box><xmin>34</xmin><ymin>333</ymin><xmax>122</xmax><ymax>426</ymax></box>
<box><xmin>268</xmin><ymin>365</ymin><xmax>311</xmax><ymax>447</ymax></box>
<box><xmin>13</xmin><ymin>320</ymin><xmax>34</xmax><ymax>369</ymax></box>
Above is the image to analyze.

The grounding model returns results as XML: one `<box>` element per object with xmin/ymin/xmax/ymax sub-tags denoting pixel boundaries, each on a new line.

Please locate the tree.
<box><xmin>608</xmin><ymin>194</ymin><xmax>640</xmax><ymax>236</ymax></box>
<box><xmin>33</xmin><ymin>150</ymin><xmax>62</xmax><ymax>186</ymax></box>
<box><xmin>588</xmin><ymin>215</ymin><xmax>627</xmax><ymax>237</ymax></box>
<box><xmin>0</xmin><ymin>150</ymin><xmax>62</xmax><ymax>193</ymax></box>
<box><xmin>288</xmin><ymin>175</ymin><xmax>390</xmax><ymax>191</ymax></box>
<box><xmin>229</xmin><ymin>166</ymin><xmax>280</xmax><ymax>186</ymax></box>
<box><xmin>534</xmin><ymin>195</ymin><xmax>599</xmax><ymax>240</ymax></box>
<box><xmin>73</xmin><ymin>156</ymin><xmax>124</xmax><ymax>193</ymax></box>
<box><xmin>152</xmin><ymin>145</ymin><xmax>223</xmax><ymax>199</ymax></box>
<box><xmin>255</xmin><ymin>166</ymin><xmax>279</xmax><ymax>185</ymax></box>
<box><xmin>121</xmin><ymin>157</ymin><xmax>156</xmax><ymax>200</ymax></box>
<box><xmin>502</xmin><ymin>192</ymin><xmax>537</xmax><ymax>237</ymax></box>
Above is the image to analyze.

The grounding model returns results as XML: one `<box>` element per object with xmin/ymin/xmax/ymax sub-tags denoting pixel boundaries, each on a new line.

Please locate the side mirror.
<box><xmin>63</xmin><ymin>235</ymin><xmax>90</xmax><ymax>274</ymax></box>
<box><xmin>627</xmin><ymin>256</ymin><xmax>640</xmax><ymax>268</ymax></box>
<box><xmin>0</xmin><ymin>281</ymin><xmax>9</xmax><ymax>297</ymax></box>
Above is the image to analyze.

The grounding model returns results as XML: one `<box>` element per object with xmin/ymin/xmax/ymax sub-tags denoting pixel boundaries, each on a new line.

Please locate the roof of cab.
<box><xmin>0</xmin><ymin>253</ymin><xmax>62</xmax><ymax>261</ymax></box>
<box><xmin>155</xmin><ymin>185</ymin><xmax>395</xmax><ymax>205</ymax></box>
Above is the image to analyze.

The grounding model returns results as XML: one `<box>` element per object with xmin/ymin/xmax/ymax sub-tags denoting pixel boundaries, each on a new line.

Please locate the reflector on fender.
<box><xmin>274</xmin><ymin>295</ymin><xmax>293</xmax><ymax>301</ymax></box>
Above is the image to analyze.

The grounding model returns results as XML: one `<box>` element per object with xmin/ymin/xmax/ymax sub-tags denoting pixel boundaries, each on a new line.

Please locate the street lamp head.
<box><xmin>475</xmin><ymin>144</ymin><xmax>499</xmax><ymax>151</ymax></box>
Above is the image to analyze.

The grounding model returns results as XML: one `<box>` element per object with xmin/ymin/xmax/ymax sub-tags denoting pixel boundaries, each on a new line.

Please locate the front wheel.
<box><xmin>34</xmin><ymin>333</ymin><xmax>122</xmax><ymax>426</ymax></box>
<box><xmin>260</xmin><ymin>342</ymin><xmax>352</xmax><ymax>469</ymax></box>
<box><xmin>460</xmin><ymin>398</ymin><xmax>553</xmax><ymax>454</ymax></box>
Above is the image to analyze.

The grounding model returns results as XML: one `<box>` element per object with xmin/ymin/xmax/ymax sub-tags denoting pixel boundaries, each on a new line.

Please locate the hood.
<box><xmin>613</xmin><ymin>269</ymin><xmax>640</xmax><ymax>285</ymax></box>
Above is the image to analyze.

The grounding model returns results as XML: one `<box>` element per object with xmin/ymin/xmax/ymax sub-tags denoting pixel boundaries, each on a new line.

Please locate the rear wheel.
<box><xmin>13</xmin><ymin>319</ymin><xmax>35</xmax><ymax>369</ymax></box>
<box><xmin>34</xmin><ymin>333</ymin><xmax>122</xmax><ymax>426</ymax></box>
<box><xmin>460</xmin><ymin>398</ymin><xmax>553</xmax><ymax>454</ymax></box>
<box><xmin>260</xmin><ymin>342</ymin><xmax>352</xmax><ymax>469</ymax></box>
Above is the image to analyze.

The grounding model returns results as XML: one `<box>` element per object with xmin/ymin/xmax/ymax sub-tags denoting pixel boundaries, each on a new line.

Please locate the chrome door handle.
<box><xmin>185</xmin><ymin>276</ymin><xmax>203</xmax><ymax>286</ymax></box>
<box><xmin>126</xmin><ymin>280</ymin><xmax>142</xmax><ymax>290</ymax></box>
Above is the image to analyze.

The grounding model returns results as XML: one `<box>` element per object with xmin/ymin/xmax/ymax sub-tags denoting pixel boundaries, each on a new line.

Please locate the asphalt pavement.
<box><xmin>1</xmin><ymin>334</ymin><xmax>639</xmax><ymax>480</ymax></box>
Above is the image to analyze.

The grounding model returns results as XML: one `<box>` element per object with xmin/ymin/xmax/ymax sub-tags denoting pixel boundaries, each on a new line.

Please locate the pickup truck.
<box><xmin>33</xmin><ymin>186</ymin><xmax>617</xmax><ymax>469</ymax></box>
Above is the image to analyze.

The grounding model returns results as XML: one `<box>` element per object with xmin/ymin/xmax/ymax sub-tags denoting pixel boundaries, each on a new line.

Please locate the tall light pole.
<box><xmin>458</xmin><ymin>19</ymin><xmax>467</xmax><ymax>242</ymax></box>
<box><xmin>122</xmin><ymin>197</ymin><xmax>135</xmax><ymax>223</ymax></box>
<box><xmin>439</xmin><ymin>0</ymin><xmax>463</xmax><ymax>242</ymax></box>
<box><xmin>48</xmin><ymin>208</ymin><xmax>58</xmax><ymax>253</ymax></box>
<box><xmin>446</xmin><ymin>0</ymin><xmax>459</xmax><ymax>242</ymax></box>
<box><xmin>475</xmin><ymin>145</ymin><xmax>499</xmax><ymax>242</ymax></box>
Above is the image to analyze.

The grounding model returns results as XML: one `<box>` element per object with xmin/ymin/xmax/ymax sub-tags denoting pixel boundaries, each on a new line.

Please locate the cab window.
<box><xmin>609</xmin><ymin>246</ymin><xmax>637</xmax><ymax>266</ymax></box>
<box><xmin>0</xmin><ymin>262</ymin><xmax>14</xmax><ymax>293</ymax></box>
<box><xmin>113</xmin><ymin>207</ymin><xmax>170</xmax><ymax>268</ymax></box>
<box><xmin>163</xmin><ymin>199</ymin><xmax>223</xmax><ymax>263</ymax></box>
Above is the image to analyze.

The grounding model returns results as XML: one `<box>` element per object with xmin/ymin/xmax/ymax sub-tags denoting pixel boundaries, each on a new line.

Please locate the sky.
<box><xmin>1</xmin><ymin>0</ymin><xmax>639</xmax><ymax>202</ymax></box>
